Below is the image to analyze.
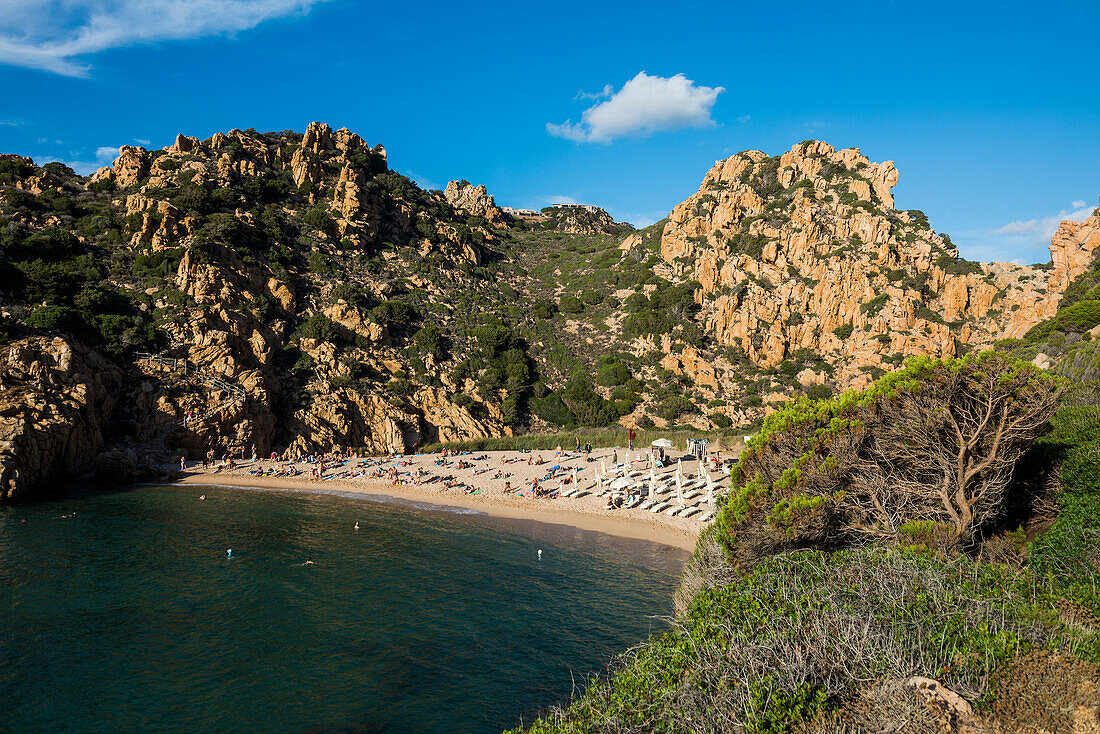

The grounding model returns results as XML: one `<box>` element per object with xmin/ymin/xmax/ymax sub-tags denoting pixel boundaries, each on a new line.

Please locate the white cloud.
<box><xmin>735</xmin><ymin>115</ymin><xmax>751</xmax><ymax>124</ymax></box>
<box><xmin>547</xmin><ymin>71</ymin><xmax>724</xmax><ymax>144</ymax></box>
<box><xmin>404</xmin><ymin>170</ymin><xmax>440</xmax><ymax>192</ymax></box>
<box><xmin>575</xmin><ymin>84</ymin><xmax>613</xmax><ymax>102</ymax></box>
<box><xmin>95</xmin><ymin>145</ymin><xmax>119</xmax><ymax>162</ymax></box>
<box><xmin>0</xmin><ymin>0</ymin><xmax>332</xmax><ymax>77</ymax></box>
<box><xmin>133</xmin><ymin>138</ymin><xmax>150</xmax><ymax>145</ymax></box>
<box><xmin>610</xmin><ymin>208</ymin><xmax>669</xmax><ymax>229</ymax></box>
<box><xmin>992</xmin><ymin>200</ymin><xmax>1094</xmax><ymax>246</ymax></box>
<box><xmin>530</xmin><ymin>194</ymin><xmax>579</xmax><ymax>207</ymax></box>
<box><xmin>65</xmin><ymin>160</ymin><xmax>103</xmax><ymax>175</ymax></box>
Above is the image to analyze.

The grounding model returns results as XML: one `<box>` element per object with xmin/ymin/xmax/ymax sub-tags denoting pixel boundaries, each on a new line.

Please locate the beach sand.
<box><xmin>177</xmin><ymin>446</ymin><xmax>733</xmax><ymax>552</ymax></box>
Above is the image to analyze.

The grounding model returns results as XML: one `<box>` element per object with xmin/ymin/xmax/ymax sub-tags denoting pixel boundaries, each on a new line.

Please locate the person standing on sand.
<box><xmin>584</xmin><ymin>441</ymin><xmax>591</xmax><ymax>458</ymax></box>
<box><xmin>628</xmin><ymin>427</ymin><xmax>636</xmax><ymax>452</ymax></box>
<box><xmin>574</xmin><ymin>436</ymin><xmax>580</xmax><ymax>452</ymax></box>
<box><xmin>180</xmin><ymin>454</ymin><xmax>186</xmax><ymax>472</ymax></box>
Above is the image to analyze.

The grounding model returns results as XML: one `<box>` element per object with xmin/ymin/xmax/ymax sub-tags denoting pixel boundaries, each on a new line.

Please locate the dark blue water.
<box><xmin>0</xmin><ymin>484</ymin><xmax>684</xmax><ymax>733</ymax></box>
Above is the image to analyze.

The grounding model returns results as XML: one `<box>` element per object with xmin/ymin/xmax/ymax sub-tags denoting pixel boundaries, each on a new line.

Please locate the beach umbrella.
<box><xmin>648</xmin><ymin>466</ymin><xmax>656</xmax><ymax>499</ymax></box>
<box><xmin>651</xmin><ymin>438</ymin><xmax>674</xmax><ymax>448</ymax></box>
<box><xmin>675</xmin><ymin>472</ymin><xmax>683</xmax><ymax>504</ymax></box>
<box><xmin>596</xmin><ymin>470</ymin><xmax>603</xmax><ymax>493</ymax></box>
<box><xmin>600</xmin><ymin>459</ymin><xmax>606</xmax><ymax>477</ymax></box>
<box><xmin>609</xmin><ymin>477</ymin><xmax>633</xmax><ymax>490</ymax></box>
<box><xmin>677</xmin><ymin>458</ymin><xmax>683</xmax><ymax>477</ymax></box>
<box><xmin>704</xmin><ymin>466</ymin><xmax>714</xmax><ymax>504</ymax></box>
<box><xmin>572</xmin><ymin>466</ymin><xmax>578</xmax><ymax>488</ymax></box>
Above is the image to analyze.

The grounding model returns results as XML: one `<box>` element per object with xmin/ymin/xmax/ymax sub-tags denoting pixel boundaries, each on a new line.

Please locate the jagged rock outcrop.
<box><xmin>659</xmin><ymin>141</ymin><xmax>1097</xmax><ymax>391</ymax></box>
<box><xmin>546</xmin><ymin>205</ymin><xmax>632</xmax><ymax>235</ymax></box>
<box><xmin>0</xmin><ymin>122</ymin><xmax>518</xmax><ymax>502</ymax></box>
<box><xmin>0</xmin><ymin>337</ymin><xmax>122</xmax><ymax>501</ymax></box>
<box><xmin>1049</xmin><ymin>206</ymin><xmax>1100</xmax><ymax>292</ymax></box>
<box><xmin>444</xmin><ymin>180</ymin><xmax>505</xmax><ymax>224</ymax></box>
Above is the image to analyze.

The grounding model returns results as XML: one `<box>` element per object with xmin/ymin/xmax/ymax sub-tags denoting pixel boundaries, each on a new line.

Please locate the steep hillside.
<box><xmin>0</xmin><ymin>126</ymin><xmax>1095</xmax><ymax>501</ymax></box>
<box><xmin>660</xmin><ymin>141</ymin><xmax>1098</xmax><ymax>392</ymax></box>
<box><xmin>0</xmin><ymin>123</ymin><xmax>524</xmax><ymax>498</ymax></box>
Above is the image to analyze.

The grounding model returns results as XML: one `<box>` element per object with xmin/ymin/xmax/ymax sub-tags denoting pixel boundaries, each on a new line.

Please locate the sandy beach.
<box><xmin>177</xmin><ymin>446</ymin><xmax>734</xmax><ymax>552</ymax></box>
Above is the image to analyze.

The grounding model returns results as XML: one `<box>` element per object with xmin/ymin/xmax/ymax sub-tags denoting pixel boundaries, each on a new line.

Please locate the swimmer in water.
<box><xmin>199</xmin><ymin>494</ymin><xmax>206</xmax><ymax>500</ymax></box>
<box><xmin>305</xmin><ymin>556</ymin><xmax>314</xmax><ymax>565</ymax></box>
<box><xmin>354</xmin><ymin>521</ymin><xmax>359</xmax><ymax>530</ymax></box>
<box><xmin>227</xmin><ymin>548</ymin><xmax>233</xmax><ymax>557</ymax></box>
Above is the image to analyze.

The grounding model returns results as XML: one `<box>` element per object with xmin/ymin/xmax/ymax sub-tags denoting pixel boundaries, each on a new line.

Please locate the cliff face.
<box><xmin>659</xmin><ymin>141</ymin><xmax>1097</xmax><ymax>390</ymax></box>
<box><xmin>0</xmin><ymin>337</ymin><xmax>122</xmax><ymax>501</ymax></box>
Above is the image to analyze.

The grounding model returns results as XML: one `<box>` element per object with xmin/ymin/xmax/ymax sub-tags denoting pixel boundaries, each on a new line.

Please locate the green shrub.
<box><xmin>710</xmin><ymin>413</ymin><xmax>732</xmax><ymax>429</ymax></box>
<box><xmin>718</xmin><ymin>353</ymin><xmax>1062</xmax><ymax>566</ymax></box>
<box><xmin>596</xmin><ymin>362</ymin><xmax>631</xmax><ymax>387</ymax></box>
<box><xmin>558</xmin><ymin>294</ymin><xmax>583</xmax><ymax>314</ymax></box>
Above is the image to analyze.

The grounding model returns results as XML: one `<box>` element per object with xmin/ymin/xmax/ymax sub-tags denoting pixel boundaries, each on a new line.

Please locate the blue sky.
<box><xmin>0</xmin><ymin>0</ymin><xmax>1096</xmax><ymax>265</ymax></box>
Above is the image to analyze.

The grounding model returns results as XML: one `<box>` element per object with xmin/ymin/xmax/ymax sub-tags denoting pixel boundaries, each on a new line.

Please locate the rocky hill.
<box><xmin>0</xmin><ymin>125</ymin><xmax>1096</xmax><ymax>500</ymax></box>
<box><xmin>659</xmin><ymin>141</ymin><xmax>1098</xmax><ymax>393</ymax></box>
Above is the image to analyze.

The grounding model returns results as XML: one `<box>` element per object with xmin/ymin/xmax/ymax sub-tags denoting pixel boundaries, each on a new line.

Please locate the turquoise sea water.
<box><xmin>0</xmin><ymin>483</ymin><xmax>685</xmax><ymax>733</ymax></box>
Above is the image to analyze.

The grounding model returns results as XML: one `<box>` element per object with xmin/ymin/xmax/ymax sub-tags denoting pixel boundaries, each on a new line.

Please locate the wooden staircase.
<box><xmin>135</xmin><ymin>350</ymin><xmax>248</xmax><ymax>453</ymax></box>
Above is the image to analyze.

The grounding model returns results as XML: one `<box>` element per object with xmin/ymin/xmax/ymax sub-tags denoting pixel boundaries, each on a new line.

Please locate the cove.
<box><xmin>0</xmin><ymin>483</ymin><xmax>685</xmax><ymax>733</ymax></box>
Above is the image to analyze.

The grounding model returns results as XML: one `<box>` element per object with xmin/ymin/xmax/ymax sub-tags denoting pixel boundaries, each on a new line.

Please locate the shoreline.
<box><xmin>177</xmin><ymin>473</ymin><xmax>701</xmax><ymax>551</ymax></box>
<box><xmin>174</xmin><ymin>448</ymin><xmax>730</xmax><ymax>552</ymax></box>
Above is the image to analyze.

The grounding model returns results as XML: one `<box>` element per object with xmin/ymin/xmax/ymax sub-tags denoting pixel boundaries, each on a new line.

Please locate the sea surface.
<box><xmin>0</xmin><ymin>483</ymin><xmax>686</xmax><ymax>733</ymax></box>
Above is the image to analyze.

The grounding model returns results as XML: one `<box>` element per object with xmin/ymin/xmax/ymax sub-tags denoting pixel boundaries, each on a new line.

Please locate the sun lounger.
<box><xmin>697</xmin><ymin>510</ymin><xmax>715</xmax><ymax>523</ymax></box>
<box><xmin>666</xmin><ymin>505</ymin><xmax>685</xmax><ymax>516</ymax></box>
<box><xmin>679</xmin><ymin>507</ymin><xmax>701</xmax><ymax>519</ymax></box>
<box><xmin>649</xmin><ymin>502</ymin><xmax>670</xmax><ymax>513</ymax></box>
<box><xmin>639</xmin><ymin>499</ymin><xmax>659</xmax><ymax>510</ymax></box>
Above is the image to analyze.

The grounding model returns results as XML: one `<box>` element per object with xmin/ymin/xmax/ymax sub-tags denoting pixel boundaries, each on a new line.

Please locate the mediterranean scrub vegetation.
<box><xmin>512</xmin><ymin>350</ymin><xmax>1100</xmax><ymax>733</ymax></box>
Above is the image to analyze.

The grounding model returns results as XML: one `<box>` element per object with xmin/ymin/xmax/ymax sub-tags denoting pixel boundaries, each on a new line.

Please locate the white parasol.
<box><xmin>675</xmin><ymin>471</ymin><xmax>683</xmax><ymax>504</ymax></box>
<box><xmin>651</xmin><ymin>438</ymin><xmax>674</xmax><ymax>448</ymax></box>
<box><xmin>704</xmin><ymin>466</ymin><xmax>714</xmax><ymax>504</ymax></box>
<box><xmin>609</xmin><ymin>477</ymin><xmax>634</xmax><ymax>490</ymax></box>
<box><xmin>648</xmin><ymin>466</ymin><xmax>656</xmax><ymax>499</ymax></box>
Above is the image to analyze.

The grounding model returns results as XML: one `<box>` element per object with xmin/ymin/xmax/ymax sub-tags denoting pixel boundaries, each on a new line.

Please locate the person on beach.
<box><xmin>584</xmin><ymin>441</ymin><xmax>591</xmax><ymax>458</ymax></box>
<box><xmin>574</xmin><ymin>436</ymin><xmax>580</xmax><ymax>452</ymax></box>
<box><xmin>180</xmin><ymin>454</ymin><xmax>186</xmax><ymax>472</ymax></box>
